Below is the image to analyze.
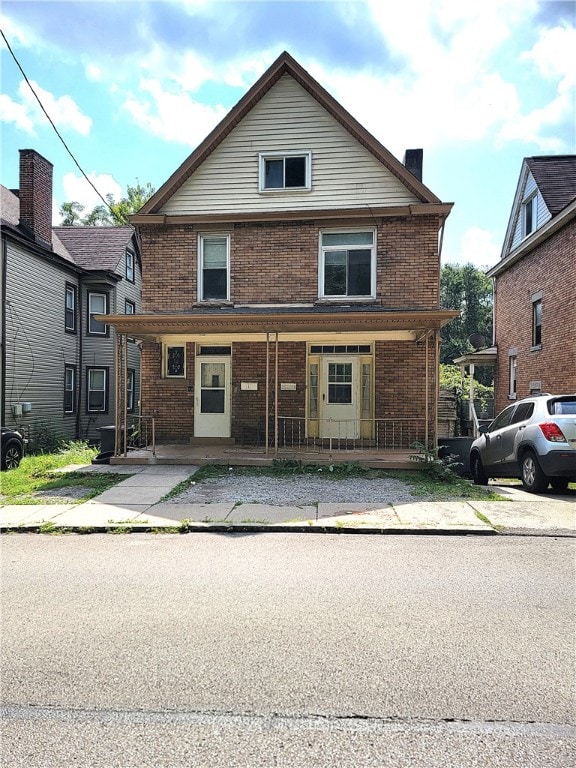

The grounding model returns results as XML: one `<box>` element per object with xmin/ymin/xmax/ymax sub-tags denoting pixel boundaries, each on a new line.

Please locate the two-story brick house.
<box><xmin>1</xmin><ymin>149</ymin><xmax>142</xmax><ymax>446</ymax></box>
<box><xmin>488</xmin><ymin>155</ymin><xmax>576</xmax><ymax>413</ymax></box>
<box><xmin>101</xmin><ymin>52</ymin><xmax>456</xmax><ymax>457</ymax></box>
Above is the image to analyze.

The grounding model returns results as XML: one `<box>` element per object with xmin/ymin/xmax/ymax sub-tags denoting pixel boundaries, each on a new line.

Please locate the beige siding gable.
<box><xmin>161</xmin><ymin>75</ymin><xmax>420</xmax><ymax>215</ymax></box>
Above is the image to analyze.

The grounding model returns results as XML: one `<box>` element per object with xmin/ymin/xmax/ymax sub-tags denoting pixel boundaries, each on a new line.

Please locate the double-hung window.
<box><xmin>87</xmin><ymin>367</ymin><xmax>108</xmax><ymax>412</ymax></box>
<box><xmin>199</xmin><ymin>234</ymin><xmax>229</xmax><ymax>301</ymax></box>
<box><xmin>126</xmin><ymin>249</ymin><xmax>135</xmax><ymax>282</ymax></box>
<box><xmin>320</xmin><ymin>229</ymin><xmax>375</xmax><ymax>299</ymax></box>
<box><xmin>127</xmin><ymin>369</ymin><xmax>135</xmax><ymax>412</ymax></box>
<box><xmin>65</xmin><ymin>284</ymin><xmax>77</xmax><ymax>333</ymax></box>
<box><xmin>532</xmin><ymin>297</ymin><xmax>542</xmax><ymax>347</ymax></box>
<box><xmin>523</xmin><ymin>194</ymin><xmax>537</xmax><ymax>237</ymax></box>
<box><xmin>88</xmin><ymin>292</ymin><xmax>108</xmax><ymax>335</ymax></box>
<box><xmin>64</xmin><ymin>365</ymin><xmax>76</xmax><ymax>414</ymax></box>
<box><xmin>258</xmin><ymin>151</ymin><xmax>311</xmax><ymax>192</ymax></box>
<box><xmin>508</xmin><ymin>354</ymin><xmax>517</xmax><ymax>399</ymax></box>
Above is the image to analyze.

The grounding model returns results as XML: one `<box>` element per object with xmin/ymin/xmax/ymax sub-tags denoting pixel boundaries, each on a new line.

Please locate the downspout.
<box><xmin>1</xmin><ymin>238</ymin><xmax>7</xmax><ymax>425</ymax></box>
<box><xmin>274</xmin><ymin>331</ymin><xmax>279</xmax><ymax>456</ymax></box>
<box><xmin>265</xmin><ymin>333</ymin><xmax>270</xmax><ymax>456</ymax></box>
<box><xmin>75</xmin><ymin>276</ymin><xmax>83</xmax><ymax>440</ymax></box>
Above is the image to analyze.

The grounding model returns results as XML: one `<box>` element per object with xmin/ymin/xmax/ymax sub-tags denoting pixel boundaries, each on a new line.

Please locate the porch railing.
<box><xmin>275</xmin><ymin>417</ymin><xmax>427</xmax><ymax>452</ymax></box>
<box><xmin>117</xmin><ymin>415</ymin><xmax>156</xmax><ymax>457</ymax></box>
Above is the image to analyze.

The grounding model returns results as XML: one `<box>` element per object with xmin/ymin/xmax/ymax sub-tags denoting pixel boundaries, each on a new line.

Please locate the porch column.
<box><xmin>424</xmin><ymin>332</ymin><xmax>429</xmax><ymax>449</ymax></box>
<box><xmin>122</xmin><ymin>333</ymin><xmax>128</xmax><ymax>457</ymax></box>
<box><xmin>265</xmin><ymin>333</ymin><xmax>270</xmax><ymax>456</ymax></box>
<box><xmin>434</xmin><ymin>329</ymin><xmax>440</xmax><ymax>448</ymax></box>
<box><xmin>114</xmin><ymin>333</ymin><xmax>121</xmax><ymax>457</ymax></box>
<box><xmin>274</xmin><ymin>331</ymin><xmax>279</xmax><ymax>455</ymax></box>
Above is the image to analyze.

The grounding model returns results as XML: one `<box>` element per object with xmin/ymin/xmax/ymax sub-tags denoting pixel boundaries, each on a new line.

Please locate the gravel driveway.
<box><xmin>166</xmin><ymin>473</ymin><xmax>422</xmax><ymax>506</ymax></box>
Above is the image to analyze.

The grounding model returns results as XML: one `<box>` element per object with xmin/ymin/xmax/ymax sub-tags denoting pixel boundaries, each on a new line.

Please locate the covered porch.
<box><xmin>99</xmin><ymin>306</ymin><xmax>458</xmax><ymax>465</ymax></box>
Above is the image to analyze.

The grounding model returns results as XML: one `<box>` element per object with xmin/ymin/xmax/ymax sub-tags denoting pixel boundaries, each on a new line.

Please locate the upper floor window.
<box><xmin>65</xmin><ymin>283</ymin><xmax>77</xmax><ymax>333</ymax></box>
<box><xmin>319</xmin><ymin>229</ymin><xmax>375</xmax><ymax>299</ymax></box>
<box><xmin>88</xmin><ymin>292</ymin><xmax>108</xmax><ymax>336</ymax></box>
<box><xmin>199</xmin><ymin>234</ymin><xmax>229</xmax><ymax>301</ymax></box>
<box><xmin>64</xmin><ymin>365</ymin><xmax>76</xmax><ymax>414</ymax></box>
<box><xmin>532</xmin><ymin>297</ymin><xmax>542</xmax><ymax>347</ymax></box>
<box><xmin>523</xmin><ymin>194</ymin><xmax>537</xmax><ymax>237</ymax></box>
<box><xmin>126</xmin><ymin>249</ymin><xmax>135</xmax><ymax>282</ymax></box>
<box><xmin>258</xmin><ymin>151</ymin><xmax>311</xmax><ymax>192</ymax></box>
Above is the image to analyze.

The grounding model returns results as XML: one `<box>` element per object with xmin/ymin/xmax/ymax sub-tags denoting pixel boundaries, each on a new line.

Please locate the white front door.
<box><xmin>194</xmin><ymin>357</ymin><xmax>231</xmax><ymax>437</ymax></box>
<box><xmin>321</xmin><ymin>357</ymin><xmax>359</xmax><ymax>439</ymax></box>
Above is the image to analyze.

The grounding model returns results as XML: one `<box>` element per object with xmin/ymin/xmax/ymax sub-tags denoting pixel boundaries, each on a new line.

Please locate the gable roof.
<box><xmin>140</xmin><ymin>51</ymin><xmax>442</xmax><ymax>215</ymax></box>
<box><xmin>489</xmin><ymin>154</ymin><xmax>576</xmax><ymax>278</ymax></box>
<box><xmin>54</xmin><ymin>225</ymin><xmax>137</xmax><ymax>272</ymax></box>
<box><xmin>525</xmin><ymin>155</ymin><xmax>576</xmax><ymax>216</ymax></box>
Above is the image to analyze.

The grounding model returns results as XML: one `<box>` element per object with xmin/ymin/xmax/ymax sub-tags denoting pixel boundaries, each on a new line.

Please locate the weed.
<box><xmin>409</xmin><ymin>442</ymin><xmax>461</xmax><ymax>483</ymax></box>
<box><xmin>38</xmin><ymin>521</ymin><xmax>57</xmax><ymax>533</ymax></box>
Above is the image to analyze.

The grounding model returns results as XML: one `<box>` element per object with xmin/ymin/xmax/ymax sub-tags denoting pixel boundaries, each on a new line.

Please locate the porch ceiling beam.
<box><xmin>96</xmin><ymin>309</ymin><xmax>459</xmax><ymax>342</ymax></box>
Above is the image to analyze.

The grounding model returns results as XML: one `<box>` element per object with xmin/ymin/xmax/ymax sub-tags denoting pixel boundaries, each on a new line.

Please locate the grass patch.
<box><xmin>0</xmin><ymin>442</ymin><xmax>129</xmax><ymax>504</ymax></box>
<box><xmin>390</xmin><ymin>469</ymin><xmax>504</xmax><ymax>500</ymax></box>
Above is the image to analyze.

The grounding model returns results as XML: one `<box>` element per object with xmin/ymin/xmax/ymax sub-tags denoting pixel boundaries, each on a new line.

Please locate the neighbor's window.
<box><xmin>88</xmin><ymin>292</ymin><xmax>108</xmax><ymax>335</ymax></box>
<box><xmin>126</xmin><ymin>249</ymin><xmax>135</xmax><ymax>282</ymax></box>
<box><xmin>165</xmin><ymin>345</ymin><xmax>186</xmax><ymax>377</ymax></box>
<box><xmin>523</xmin><ymin>194</ymin><xmax>537</xmax><ymax>237</ymax></box>
<box><xmin>65</xmin><ymin>284</ymin><xmax>77</xmax><ymax>333</ymax></box>
<box><xmin>127</xmin><ymin>368</ymin><xmax>135</xmax><ymax>412</ymax></box>
<box><xmin>258</xmin><ymin>151</ymin><xmax>311</xmax><ymax>192</ymax></box>
<box><xmin>508</xmin><ymin>355</ymin><xmax>517</xmax><ymax>398</ymax></box>
<box><xmin>320</xmin><ymin>229</ymin><xmax>375</xmax><ymax>298</ymax></box>
<box><xmin>64</xmin><ymin>365</ymin><xmax>76</xmax><ymax>414</ymax></box>
<box><xmin>87</xmin><ymin>367</ymin><xmax>108</xmax><ymax>412</ymax></box>
<box><xmin>199</xmin><ymin>234</ymin><xmax>230</xmax><ymax>301</ymax></box>
<box><xmin>532</xmin><ymin>298</ymin><xmax>542</xmax><ymax>346</ymax></box>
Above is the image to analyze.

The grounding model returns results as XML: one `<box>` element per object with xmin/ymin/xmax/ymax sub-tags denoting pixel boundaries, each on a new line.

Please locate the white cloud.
<box><xmin>85</xmin><ymin>63</ymin><xmax>103</xmax><ymax>82</ymax></box>
<box><xmin>56</xmin><ymin>171</ymin><xmax>123</xmax><ymax>222</ymax></box>
<box><xmin>123</xmin><ymin>78</ymin><xmax>227</xmax><ymax>146</ymax></box>
<box><xmin>0</xmin><ymin>93</ymin><xmax>36</xmax><ymax>134</ymax></box>
<box><xmin>447</xmin><ymin>227</ymin><xmax>501</xmax><ymax>268</ymax></box>
<box><xmin>18</xmin><ymin>80</ymin><xmax>92</xmax><ymax>136</ymax></box>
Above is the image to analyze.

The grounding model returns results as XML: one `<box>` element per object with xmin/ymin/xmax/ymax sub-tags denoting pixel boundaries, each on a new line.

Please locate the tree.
<box><xmin>440</xmin><ymin>263</ymin><xmax>493</xmax><ymax>384</ymax></box>
<box><xmin>59</xmin><ymin>181</ymin><xmax>155</xmax><ymax>226</ymax></box>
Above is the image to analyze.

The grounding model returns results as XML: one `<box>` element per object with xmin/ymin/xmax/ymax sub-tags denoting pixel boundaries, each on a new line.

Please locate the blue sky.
<box><xmin>1</xmin><ymin>0</ymin><xmax>575</xmax><ymax>268</ymax></box>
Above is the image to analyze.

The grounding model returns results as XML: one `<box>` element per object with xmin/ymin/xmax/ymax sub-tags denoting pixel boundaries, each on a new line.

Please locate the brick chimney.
<box><xmin>18</xmin><ymin>149</ymin><xmax>53</xmax><ymax>246</ymax></box>
<box><xmin>403</xmin><ymin>148</ymin><xmax>423</xmax><ymax>182</ymax></box>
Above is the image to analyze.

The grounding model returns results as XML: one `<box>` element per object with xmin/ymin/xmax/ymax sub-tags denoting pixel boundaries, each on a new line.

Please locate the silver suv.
<box><xmin>470</xmin><ymin>394</ymin><xmax>576</xmax><ymax>492</ymax></box>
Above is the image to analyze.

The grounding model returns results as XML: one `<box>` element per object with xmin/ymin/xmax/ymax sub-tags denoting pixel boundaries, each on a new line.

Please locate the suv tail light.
<box><xmin>538</xmin><ymin>422</ymin><xmax>567</xmax><ymax>442</ymax></box>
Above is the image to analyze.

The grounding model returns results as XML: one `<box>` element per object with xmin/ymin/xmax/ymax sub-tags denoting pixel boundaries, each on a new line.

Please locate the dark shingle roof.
<box><xmin>53</xmin><ymin>225</ymin><xmax>135</xmax><ymax>271</ymax></box>
<box><xmin>525</xmin><ymin>155</ymin><xmax>576</xmax><ymax>216</ymax></box>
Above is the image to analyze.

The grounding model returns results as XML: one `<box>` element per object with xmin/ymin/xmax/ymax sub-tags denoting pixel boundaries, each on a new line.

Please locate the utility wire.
<box><xmin>1</xmin><ymin>28</ymin><xmax>114</xmax><ymax>215</ymax></box>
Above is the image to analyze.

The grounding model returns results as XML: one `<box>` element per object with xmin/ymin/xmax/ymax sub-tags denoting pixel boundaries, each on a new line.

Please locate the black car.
<box><xmin>1</xmin><ymin>427</ymin><xmax>24</xmax><ymax>470</ymax></box>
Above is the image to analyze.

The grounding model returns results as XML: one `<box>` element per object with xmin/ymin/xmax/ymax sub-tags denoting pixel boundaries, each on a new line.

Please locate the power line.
<box><xmin>0</xmin><ymin>28</ymin><xmax>114</xmax><ymax>215</ymax></box>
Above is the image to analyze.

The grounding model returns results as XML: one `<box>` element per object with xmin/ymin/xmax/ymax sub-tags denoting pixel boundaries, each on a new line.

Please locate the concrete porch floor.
<box><xmin>109</xmin><ymin>443</ymin><xmax>416</xmax><ymax>470</ymax></box>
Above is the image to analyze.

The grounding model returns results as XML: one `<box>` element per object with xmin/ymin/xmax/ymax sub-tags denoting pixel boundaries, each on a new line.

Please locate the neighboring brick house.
<box><xmin>1</xmin><ymin>149</ymin><xmax>142</xmax><ymax>446</ymax></box>
<box><xmin>488</xmin><ymin>155</ymin><xmax>576</xmax><ymax>413</ymax></box>
<box><xmin>102</xmin><ymin>52</ymin><xmax>456</xmax><ymax>453</ymax></box>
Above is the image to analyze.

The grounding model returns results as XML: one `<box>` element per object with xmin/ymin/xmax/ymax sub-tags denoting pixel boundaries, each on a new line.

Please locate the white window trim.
<box><xmin>318</xmin><ymin>227</ymin><xmax>377</xmax><ymax>300</ymax></box>
<box><xmin>127</xmin><ymin>369</ymin><xmax>135</xmax><ymax>412</ymax></box>
<box><xmin>163</xmin><ymin>344</ymin><xmax>186</xmax><ymax>378</ymax></box>
<box><xmin>508</xmin><ymin>355</ymin><xmax>517</xmax><ymax>399</ymax></box>
<box><xmin>258</xmin><ymin>150</ymin><xmax>312</xmax><ymax>193</ymax></box>
<box><xmin>88</xmin><ymin>292</ymin><xmax>108</xmax><ymax>335</ymax></box>
<box><xmin>522</xmin><ymin>194</ymin><xmax>537</xmax><ymax>238</ymax></box>
<box><xmin>87</xmin><ymin>367</ymin><xmax>108</xmax><ymax>412</ymax></box>
<box><xmin>64</xmin><ymin>365</ymin><xmax>76</xmax><ymax>414</ymax></box>
<box><xmin>126</xmin><ymin>248</ymin><xmax>135</xmax><ymax>282</ymax></box>
<box><xmin>198</xmin><ymin>233</ymin><xmax>230</xmax><ymax>302</ymax></box>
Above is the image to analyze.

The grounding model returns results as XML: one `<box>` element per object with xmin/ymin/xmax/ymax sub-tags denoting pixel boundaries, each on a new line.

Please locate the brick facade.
<box><xmin>493</xmin><ymin>220</ymin><xmax>576</xmax><ymax>413</ymax></box>
<box><xmin>139</xmin><ymin>216</ymin><xmax>441</xmax><ymax>443</ymax></box>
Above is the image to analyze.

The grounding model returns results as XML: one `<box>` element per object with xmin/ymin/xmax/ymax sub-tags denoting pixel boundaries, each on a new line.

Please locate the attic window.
<box><xmin>522</xmin><ymin>194</ymin><xmax>537</xmax><ymax>237</ymax></box>
<box><xmin>258</xmin><ymin>151</ymin><xmax>311</xmax><ymax>192</ymax></box>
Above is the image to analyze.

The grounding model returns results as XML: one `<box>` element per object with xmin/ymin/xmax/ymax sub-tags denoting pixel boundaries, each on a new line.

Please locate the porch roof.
<box><xmin>97</xmin><ymin>306</ymin><xmax>460</xmax><ymax>344</ymax></box>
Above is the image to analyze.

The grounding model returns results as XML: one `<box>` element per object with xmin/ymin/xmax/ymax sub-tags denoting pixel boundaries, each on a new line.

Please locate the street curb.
<box><xmin>0</xmin><ymin>523</ymin><xmax>502</xmax><ymax>536</ymax></box>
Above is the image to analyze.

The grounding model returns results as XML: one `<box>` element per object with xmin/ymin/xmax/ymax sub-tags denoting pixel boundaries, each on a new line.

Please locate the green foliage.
<box><xmin>409</xmin><ymin>441</ymin><xmax>461</xmax><ymax>483</ymax></box>
<box><xmin>440</xmin><ymin>264</ymin><xmax>493</xmax><ymax>385</ymax></box>
<box><xmin>27</xmin><ymin>421</ymin><xmax>65</xmax><ymax>454</ymax></box>
<box><xmin>59</xmin><ymin>181</ymin><xmax>155</xmax><ymax>227</ymax></box>
<box><xmin>440</xmin><ymin>364</ymin><xmax>494</xmax><ymax>410</ymax></box>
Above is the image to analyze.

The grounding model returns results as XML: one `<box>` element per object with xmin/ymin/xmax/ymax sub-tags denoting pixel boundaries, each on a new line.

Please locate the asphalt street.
<box><xmin>1</xmin><ymin>533</ymin><xmax>575</xmax><ymax>767</ymax></box>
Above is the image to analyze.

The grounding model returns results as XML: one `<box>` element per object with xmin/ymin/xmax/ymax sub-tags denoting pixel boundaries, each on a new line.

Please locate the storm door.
<box><xmin>194</xmin><ymin>356</ymin><xmax>231</xmax><ymax>437</ymax></box>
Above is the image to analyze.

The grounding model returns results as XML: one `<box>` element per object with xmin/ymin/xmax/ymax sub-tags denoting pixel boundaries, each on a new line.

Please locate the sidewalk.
<box><xmin>1</xmin><ymin>464</ymin><xmax>574</xmax><ymax>536</ymax></box>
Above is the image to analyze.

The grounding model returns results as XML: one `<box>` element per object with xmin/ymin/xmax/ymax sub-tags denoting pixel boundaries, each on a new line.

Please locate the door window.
<box><xmin>328</xmin><ymin>363</ymin><xmax>352</xmax><ymax>404</ymax></box>
<box><xmin>200</xmin><ymin>362</ymin><xmax>225</xmax><ymax>413</ymax></box>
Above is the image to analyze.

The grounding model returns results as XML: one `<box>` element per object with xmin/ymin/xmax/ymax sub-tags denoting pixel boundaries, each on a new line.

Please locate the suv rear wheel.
<box><xmin>521</xmin><ymin>450</ymin><xmax>549</xmax><ymax>493</ymax></box>
<box><xmin>471</xmin><ymin>453</ymin><xmax>488</xmax><ymax>485</ymax></box>
<box><xmin>1</xmin><ymin>439</ymin><xmax>23</xmax><ymax>470</ymax></box>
